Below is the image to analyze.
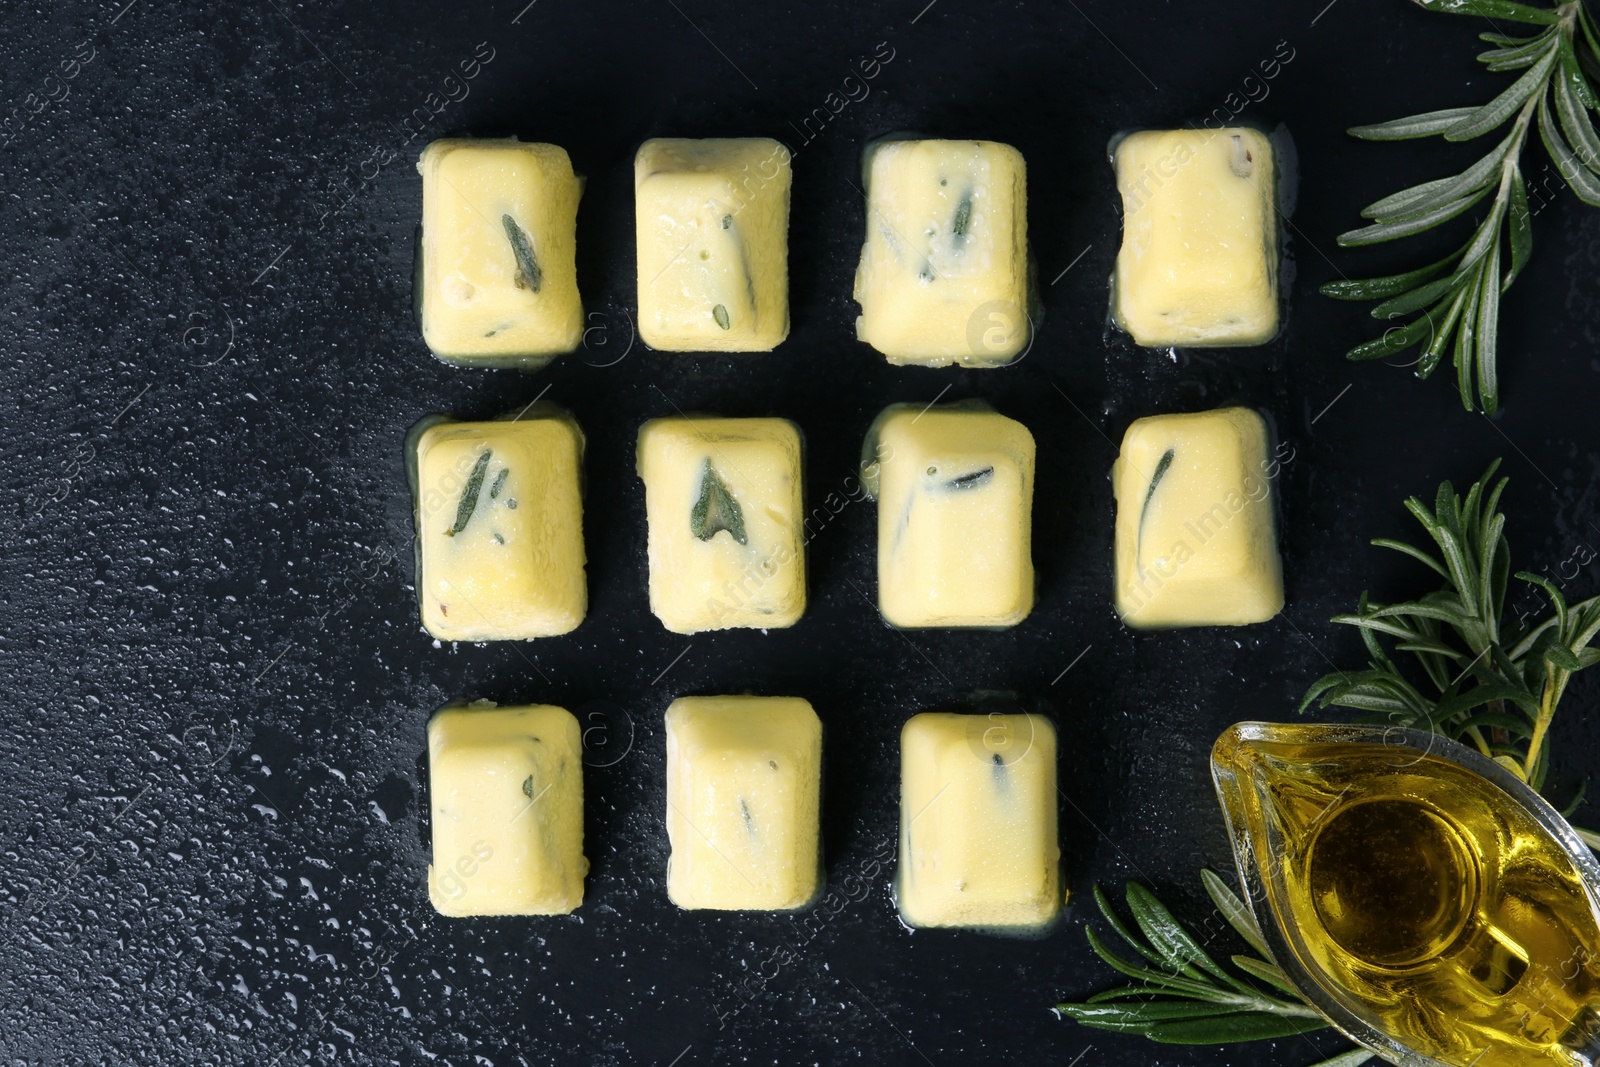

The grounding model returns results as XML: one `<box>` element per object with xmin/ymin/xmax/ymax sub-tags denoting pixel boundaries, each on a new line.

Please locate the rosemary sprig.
<box><xmin>1062</xmin><ymin>463</ymin><xmax>1600</xmax><ymax>1060</ymax></box>
<box><xmin>1322</xmin><ymin>0</ymin><xmax>1600</xmax><ymax>413</ymax></box>
<box><xmin>1300</xmin><ymin>459</ymin><xmax>1600</xmax><ymax>805</ymax></box>
<box><xmin>1058</xmin><ymin>874</ymin><xmax>1369</xmax><ymax>1065</ymax></box>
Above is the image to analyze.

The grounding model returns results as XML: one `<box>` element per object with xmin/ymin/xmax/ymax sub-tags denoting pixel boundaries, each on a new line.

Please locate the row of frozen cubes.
<box><xmin>416</xmin><ymin>128</ymin><xmax>1285</xmax><ymax>369</ymax></box>
<box><xmin>429</xmin><ymin>695</ymin><xmax>1061</xmax><ymax>931</ymax></box>
<box><xmin>411</xmin><ymin>401</ymin><xmax>1287</xmax><ymax>638</ymax></box>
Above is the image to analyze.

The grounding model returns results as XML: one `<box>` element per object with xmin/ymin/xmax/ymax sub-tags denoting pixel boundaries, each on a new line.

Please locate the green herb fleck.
<box><xmin>689</xmin><ymin>459</ymin><xmax>747</xmax><ymax>545</ymax></box>
<box><xmin>738</xmin><ymin>797</ymin><xmax>756</xmax><ymax>836</ymax></box>
<box><xmin>492</xmin><ymin>532</ymin><xmax>505</xmax><ymax>545</ymax></box>
<box><xmin>951</xmin><ymin>193</ymin><xmax>973</xmax><ymax>243</ymax></box>
<box><xmin>522</xmin><ymin>775</ymin><xmax>534</xmax><ymax>799</ymax></box>
<box><xmin>712</xmin><ymin>303</ymin><xmax>730</xmax><ymax>330</ymax></box>
<box><xmin>944</xmin><ymin>466</ymin><xmax>994</xmax><ymax>491</ymax></box>
<box><xmin>502</xmin><ymin>213</ymin><xmax>543</xmax><ymax>292</ymax></box>
<box><xmin>448</xmin><ymin>449</ymin><xmax>492</xmax><ymax>536</ymax></box>
<box><xmin>721</xmin><ymin>214</ymin><xmax>732</xmax><ymax>229</ymax></box>
<box><xmin>1141</xmin><ymin>449</ymin><xmax>1174</xmax><ymax>521</ymax></box>
<box><xmin>1136</xmin><ymin>448</ymin><xmax>1175</xmax><ymax>567</ymax></box>
<box><xmin>489</xmin><ymin>467</ymin><xmax>509</xmax><ymax>500</ymax></box>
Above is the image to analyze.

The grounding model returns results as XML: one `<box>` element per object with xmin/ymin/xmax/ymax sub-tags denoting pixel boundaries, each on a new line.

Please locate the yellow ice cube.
<box><xmin>635</xmin><ymin>137</ymin><xmax>792</xmax><ymax>351</ymax></box>
<box><xmin>428</xmin><ymin>702</ymin><xmax>586</xmax><ymax>916</ymax></box>
<box><xmin>417</xmin><ymin>139</ymin><xmax>584</xmax><ymax>369</ymax></box>
<box><xmin>897</xmin><ymin>712</ymin><xmax>1061</xmax><ymax>931</ymax></box>
<box><xmin>410</xmin><ymin>409</ymin><xmax>586</xmax><ymax>640</ymax></box>
<box><xmin>853</xmin><ymin>139</ymin><xmax>1031</xmax><ymax>367</ymax></box>
<box><xmin>1112</xmin><ymin>406</ymin><xmax>1283</xmax><ymax>627</ymax></box>
<box><xmin>636</xmin><ymin>416</ymin><xmax>805</xmax><ymax>633</ymax></box>
<box><xmin>1112</xmin><ymin>127</ymin><xmax>1279</xmax><ymax>347</ymax></box>
<box><xmin>665</xmin><ymin>696</ymin><xmax>822</xmax><ymax>911</ymax></box>
<box><xmin>863</xmin><ymin>403</ymin><xmax>1034</xmax><ymax>628</ymax></box>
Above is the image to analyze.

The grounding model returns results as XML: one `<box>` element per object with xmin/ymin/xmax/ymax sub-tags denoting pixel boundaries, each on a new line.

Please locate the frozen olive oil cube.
<box><xmin>636</xmin><ymin>416</ymin><xmax>805</xmax><ymax>634</ymax></box>
<box><xmin>863</xmin><ymin>404</ymin><xmax>1034</xmax><ymax>628</ymax></box>
<box><xmin>897</xmin><ymin>712</ymin><xmax>1061</xmax><ymax>931</ymax></box>
<box><xmin>1112</xmin><ymin>128</ymin><xmax>1279</xmax><ymax>347</ymax></box>
<box><xmin>634</xmin><ymin>138</ymin><xmax>792</xmax><ymax>352</ymax></box>
<box><xmin>665</xmin><ymin>696</ymin><xmax>823</xmax><ymax>911</ymax></box>
<box><xmin>428</xmin><ymin>703</ymin><xmax>587</xmax><ymax>916</ymax></box>
<box><xmin>853</xmin><ymin>138</ymin><xmax>1031</xmax><ymax>367</ymax></box>
<box><xmin>1112</xmin><ymin>406</ymin><xmax>1283</xmax><ymax>628</ymax></box>
<box><xmin>417</xmin><ymin>139</ymin><xmax>584</xmax><ymax>369</ymax></box>
<box><xmin>410</xmin><ymin>410</ymin><xmax>586</xmax><ymax>640</ymax></box>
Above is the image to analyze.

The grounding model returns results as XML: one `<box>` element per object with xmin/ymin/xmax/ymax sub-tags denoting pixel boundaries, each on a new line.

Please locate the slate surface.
<box><xmin>4</xmin><ymin>0</ymin><xmax>1600</xmax><ymax>1064</ymax></box>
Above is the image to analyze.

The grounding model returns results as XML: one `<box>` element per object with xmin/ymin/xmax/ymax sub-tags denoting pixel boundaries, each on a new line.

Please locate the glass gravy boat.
<box><xmin>1212</xmin><ymin>721</ymin><xmax>1600</xmax><ymax>1067</ymax></box>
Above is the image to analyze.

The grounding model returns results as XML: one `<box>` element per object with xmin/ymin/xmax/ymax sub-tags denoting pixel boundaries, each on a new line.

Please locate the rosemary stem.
<box><xmin>1524</xmin><ymin>674</ymin><xmax>1561</xmax><ymax>779</ymax></box>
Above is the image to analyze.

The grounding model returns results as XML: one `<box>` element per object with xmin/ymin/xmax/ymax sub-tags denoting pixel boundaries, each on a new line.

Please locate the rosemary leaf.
<box><xmin>1142</xmin><ymin>448</ymin><xmax>1174</xmax><ymax>516</ymax></box>
<box><xmin>689</xmin><ymin>459</ymin><xmax>747</xmax><ymax>545</ymax></box>
<box><xmin>1348</xmin><ymin>107</ymin><xmax>1477</xmax><ymax>140</ymax></box>
<box><xmin>944</xmin><ymin>466</ymin><xmax>994</xmax><ymax>491</ymax></box>
<box><xmin>501</xmin><ymin>214</ymin><xmax>543</xmax><ymax>292</ymax></box>
<box><xmin>1506</xmin><ymin>166</ymin><xmax>1533</xmax><ymax>287</ymax></box>
<box><xmin>1418</xmin><ymin>285</ymin><xmax>1471</xmax><ymax>378</ymax></box>
<box><xmin>1554</xmin><ymin>72</ymin><xmax>1600</xmax><ymax>172</ymax></box>
<box><xmin>1337</xmin><ymin>186</ymin><xmax>1492</xmax><ymax>245</ymax></box>
<box><xmin>1360</xmin><ymin>174</ymin><xmax>1456</xmax><ymax>219</ymax></box>
<box><xmin>1200</xmin><ymin>869</ymin><xmax>1269</xmax><ymax>957</ymax></box>
<box><xmin>1065</xmin><ymin>1001</ymin><xmax>1252</xmax><ymax>1024</ymax></box>
<box><xmin>1539</xmin><ymin>93</ymin><xmax>1600</xmax><ymax>205</ymax></box>
<box><xmin>1481</xmin><ymin>36</ymin><xmax>1558</xmax><ymax>68</ymax></box>
<box><xmin>1370</xmin><ymin>273</ymin><xmax>1461</xmax><ymax>320</ymax></box>
<box><xmin>449</xmin><ymin>449</ymin><xmax>492</xmax><ymax>536</ymax></box>
<box><xmin>1414</xmin><ymin>0</ymin><xmax>1560</xmax><ymax>24</ymax></box>
<box><xmin>1457</xmin><ymin>196</ymin><xmax>1509</xmax><ymax>280</ymax></box>
<box><xmin>951</xmin><ymin>193</ymin><xmax>972</xmax><ymax>242</ymax></box>
<box><xmin>1560</xmin><ymin>29</ymin><xmax>1599</xmax><ymax>108</ymax></box>
<box><xmin>1447</xmin><ymin>48</ymin><xmax>1556</xmax><ymax>140</ymax></box>
<box><xmin>1481</xmin><ymin>29</ymin><xmax>1545</xmax><ymax>47</ymax></box>
<box><xmin>1320</xmin><ymin>255</ymin><xmax>1455</xmax><ymax>300</ymax></box>
<box><xmin>1229</xmin><ymin>956</ymin><xmax>1304</xmax><ymax>996</ymax></box>
<box><xmin>1476</xmin><ymin>232</ymin><xmax>1503</xmax><ymax>409</ymax></box>
<box><xmin>1370</xmin><ymin>126</ymin><xmax>1520</xmax><ymax>222</ymax></box>
<box><xmin>1125</xmin><ymin>882</ymin><xmax>1235</xmax><ymax>985</ymax></box>
<box><xmin>1345</xmin><ymin>311</ymin><xmax>1440</xmax><ymax>359</ymax></box>
<box><xmin>1132</xmin><ymin>1010</ymin><xmax>1330</xmax><ymax>1045</ymax></box>
<box><xmin>1454</xmin><ymin>261</ymin><xmax>1481</xmax><ymax>404</ymax></box>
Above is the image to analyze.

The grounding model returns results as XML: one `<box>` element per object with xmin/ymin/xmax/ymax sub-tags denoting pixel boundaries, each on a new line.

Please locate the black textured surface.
<box><xmin>6</xmin><ymin>1</ymin><xmax>1600</xmax><ymax>1064</ymax></box>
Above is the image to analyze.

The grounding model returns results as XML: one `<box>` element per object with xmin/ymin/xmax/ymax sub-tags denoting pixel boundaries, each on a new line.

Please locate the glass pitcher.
<box><xmin>1212</xmin><ymin>721</ymin><xmax>1600</xmax><ymax>1067</ymax></box>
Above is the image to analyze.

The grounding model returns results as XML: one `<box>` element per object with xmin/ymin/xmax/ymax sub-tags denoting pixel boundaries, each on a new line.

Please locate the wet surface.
<box><xmin>4</xmin><ymin>0</ymin><xmax>1600</xmax><ymax>1064</ymax></box>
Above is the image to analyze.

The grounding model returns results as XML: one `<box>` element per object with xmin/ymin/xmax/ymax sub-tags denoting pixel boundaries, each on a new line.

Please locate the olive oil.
<box><xmin>1214</xmin><ymin>723</ymin><xmax>1600</xmax><ymax>1067</ymax></box>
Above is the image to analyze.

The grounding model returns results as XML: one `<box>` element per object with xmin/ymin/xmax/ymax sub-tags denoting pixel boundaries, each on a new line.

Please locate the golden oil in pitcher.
<box><xmin>1213</xmin><ymin>722</ymin><xmax>1600</xmax><ymax>1067</ymax></box>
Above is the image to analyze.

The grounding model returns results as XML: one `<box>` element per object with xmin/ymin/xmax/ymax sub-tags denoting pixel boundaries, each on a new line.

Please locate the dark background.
<box><xmin>4</xmin><ymin>0</ymin><xmax>1600</xmax><ymax>1064</ymax></box>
